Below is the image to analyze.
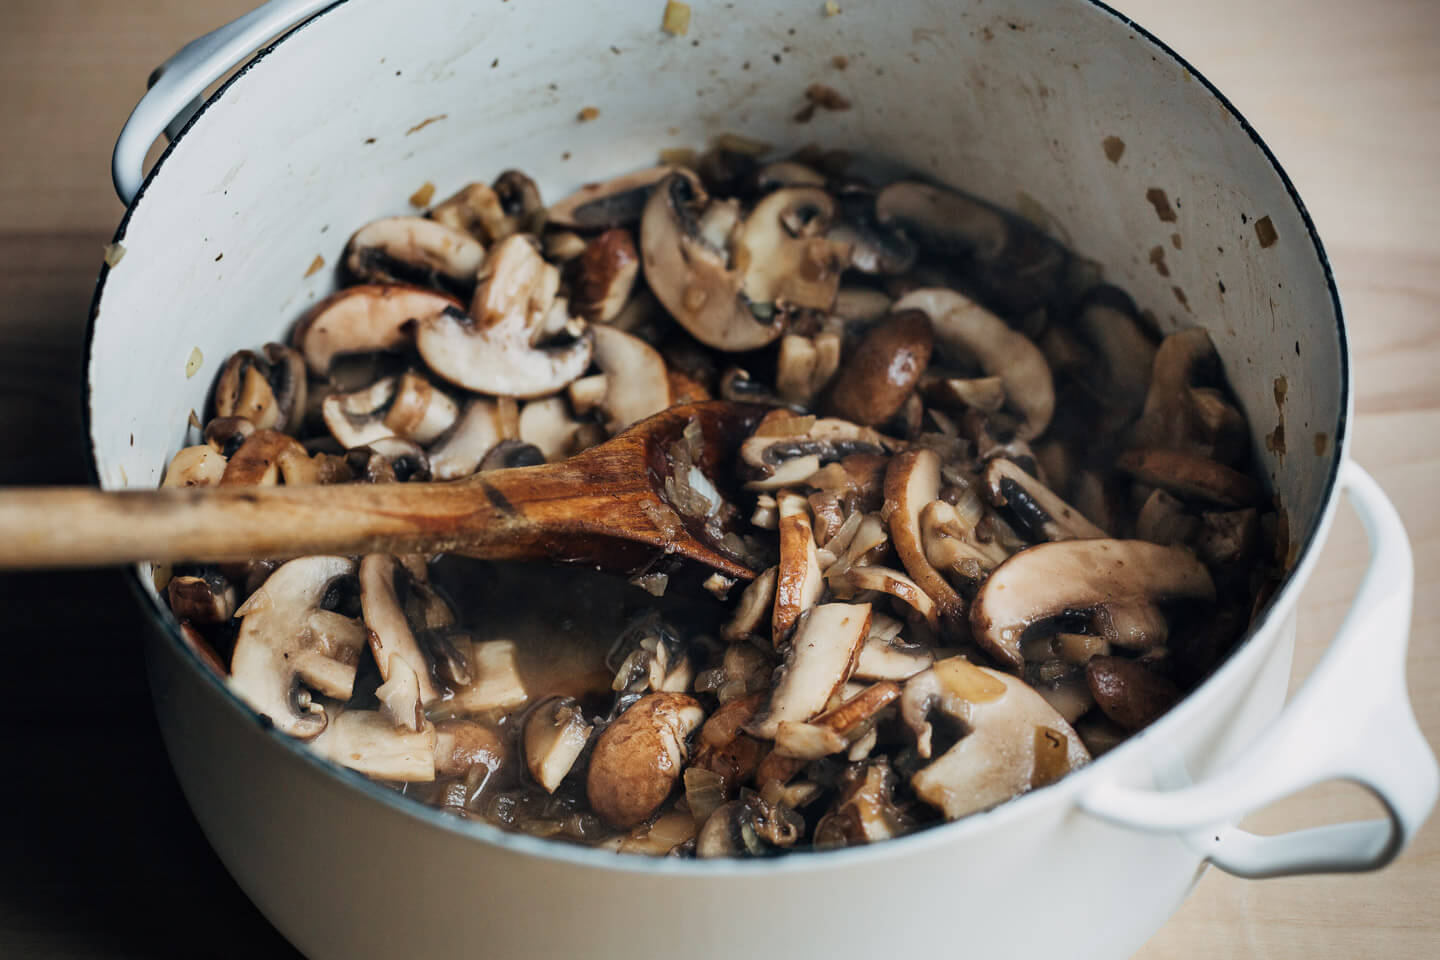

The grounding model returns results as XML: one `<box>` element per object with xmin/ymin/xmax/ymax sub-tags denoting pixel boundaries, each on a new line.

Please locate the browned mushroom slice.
<box><xmin>428</xmin><ymin>399</ymin><xmax>503</xmax><ymax>481</ymax></box>
<box><xmin>854</xmin><ymin>614</ymin><xmax>934</xmax><ymax>680</ymax></box>
<box><xmin>431</xmin><ymin>171</ymin><xmax>544</xmax><ymax>243</ymax></box>
<box><xmin>641</xmin><ymin>172</ymin><xmax>785</xmax><ymax>351</ymax></box>
<box><xmin>1193</xmin><ymin>508</ymin><xmax>1260</xmax><ymax>569</ymax></box>
<box><xmin>517</xmin><ymin>397</ymin><xmax>581</xmax><ymax>462</ymax></box>
<box><xmin>214</xmin><ymin>350</ymin><xmax>280</xmax><ymax>430</ymax></box>
<box><xmin>161</xmin><ymin>445</ymin><xmax>227</xmax><ymax>487</ymax></box>
<box><xmin>321</xmin><ymin>377</ymin><xmax>398</xmax><ymax>449</ymax></box>
<box><xmin>1070</xmin><ymin>285</ymin><xmax>1156</xmax><ymax>424</ymax></box>
<box><xmin>969</xmin><ymin>539</ymin><xmax>1216</xmax><ymax>671</ymax></box>
<box><xmin>733</xmin><ymin>186</ymin><xmax>845</xmax><ymax>313</ymax></box>
<box><xmin>746</xmin><ymin>602</ymin><xmax>872</xmax><ymax>740</ymax></box>
<box><xmin>445</xmin><ymin>639</ymin><xmax>529</xmax><ymax>714</ymax></box>
<box><xmin>375</xmin><ymin>655</ymin><xmax>426</xmax><ymax>732</ymax></box>
<box><xmin>228</xmin><ymin>556</ymin><xmax>369</xmax><ymax>739</ymax></box>
<box><xmin>924</xmin><ymin>374</ymin><xmax>1007</xmax><ymax>415</ymax></box>
<box><xmin>572</xmin><ymin>228</ymin><xmax>640</xmax><ymax>323</ymax></box>
<box><xmin>591</xmin><ymin>325</ymin><xmax>673</xmax><ymax>433</ymax></box>
<box><xmin>690</xmin><ymin>692</ymin><xmax>768</xmax><ymax>790</ymax></box>
<box><xmin>382</xmin><ymin>370</ymin><xmax>459</xmax><ymax>444</ymax></box>
<box><xmin>828</xmin><ymin>564</ymin><xmax>940</xmax><ymax>631</ymax></box>
<box><xmin>740</xmin><ymin>412</ymin><xmax>895</xmax><ymax>490</ymax></box>
<box><xmin>772</xmin><ymin>493</ymin><xmax>824</xmax><ymax>642</ymax></box>
<box><xmin>754</xmin><ymin>679</ymin><xmax>901</xmax><ymax>786</ymax></box>
<box><xmin>823</xmin><ymin>310</ymin><xmax>933</xmax><ymax>427</ymax></box>
<box><xmin>908</xmin><ymin>660</ymin><xmax>1089</xmax><ymax>820</ymax></box>
<box><xmin>1086</xmin><ymin>655</ymin><xmax>1182</xmax><ymax>731</ymax></box>
<box><xmin>884</xmin><ymin>448</ymin><xmax>967</xmax><ymax>622</ymax></box>
<box><xmin>1116</xmin><ymin>448</ymin><xmax>1260</xmax><ymax>507</ymax></box>
<box><xmin>433</xmin><ymin>719</ymin><xmax>507</xmax><ymax>781</ymax></box>
<box><xmin>547</xmin><ymin>165</ymin><xmax>676</xmax><ymax>230</ymax></box>
<box><xmin>586</xmin><ymin>692</ymin><xmax>705</xmax><ymax>829</ymax></box>
<box><xmin>204</xmin><ymin>417</ymin><xmax>255</xmax><ymax>458</ymax></box>
<box><xmin>167</xmin><ymin>569</ymin><xmax>236</xmax><ymax>624</ymax></box>
<box><xmin>415</xmin><ymin>235</ymin><xmax>593</xmax><ymax>397</ymax></box>
<box><xmin>893</xmin><ymin>288</ymin><xmax>1054</xmax><ymax>439</ymax></box>
<box><xmin>309</xmin><ymin>705</ymin><xmax>437</xmax><ymax>782</ymax></box>
<box><xmin>984</xmin><ymin>457</ymin><xmax>1106</xmax><ymax>542</ymax></box>
<box><xmin>774</xmin><ymin>332</ymin><xmax>843</xmax><ymax>407</ymax></box>
<box><xmin>696</xmin><ymin>792</ymin><xmax>803</xmax><ymax>858</ymax></box>
<box><xmin>524</xmin><ymin>695</ymin><xmax>594</xmax><ymax>792</ymax></box>
<box><xmin>1130</xmin><ymin>327</ymin><xmax>1247</xmax><ymax>461</ymax></box>
<box><xmin>220</xmin><ymin>430</ymin><xmax>320</xmax><ymax>486</ymax></box>
<box><xmin>919</xmin><ymin>498</ymin><xmax>1012</xmax><ymax>584</ymax></box>
<box><xmin>813</xmin><ymin>760</ymin><xmax>914</xmax><ymax>848</ymax></box>
<box><xmin>346</xmin><ymin>437</ymin><xmax>432</xmax><ymax>483</ymax></box>
<box><xmin>292</xmin><ymin>284</ymin><xmax>460</xmax><ymax>377</ymax></box>
<box><xmin>721</xmin><ymin>566</ymin><xmax>777</xmax><ymax>644</ymax></box>
<box><xmin>829</xmin><ymin>190</ymin><xmax>919</xmax><ymax>277</ymax></box>
<box><xmin>1135</xmin><ymin>489</ymin><xmax>1201</xmax><ymax>546</ymax></box>
<box><xmin>178</xmin><ymin>621</ymin><xmax>228</xmax><ymax>677</ymax></box>
<box><xmin>359</xmin><ymin>554</ymin><xmax>441</xmax><ymax>707</ymax></box>
<box><xmin>345</xmin><ymin>216</ymin><xmax>486</xmax><ymax>294</ymax></box>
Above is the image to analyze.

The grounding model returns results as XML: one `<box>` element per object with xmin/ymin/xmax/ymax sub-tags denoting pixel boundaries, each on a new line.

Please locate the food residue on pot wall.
<box><xmin>1267</xmin><ymin>375</ymin><xmax>1287</xmax><ymax>457</ymax></box>
<box><xmin>1145</xmin><ymin>188</ymin><xmax>1177</xmax><ymax>222</ymax></box>
<box><xmin>304</xmin><ymin>255</ymin><xmax>325</xmax><ymax>278</ymax></box>
<box><xmin>794</xmin><ymin>84</ymin><xmax>851</xmax><ymax>123</ymax></box>
<box><xmin>409</xmin><ymin>182</ymin><xmax>436</xmax><ymax>207</ymax></box>
<box><xmin>1254</xmin><ymin>215</ymin><xmax>1278</xmax><ymax>247</ymax></box>
<box><xmin>1148</xmin><ymin>245</ymin><xmax>1169</xmax><ymax>277</ymax></box>
<box><xmin>1102</xmin><ymin>135</ymin><xmax>1125</xmax><ymax>163</ymax></box>
<box><xmin>1314</xmin><ymin>432</ymin><xmax>1328</xmax><ymax>456</ymax></box>
<box><xmin>405</xmin><ymin>114</ymin><xmax>447</xmax><ymax>136</ymax></box>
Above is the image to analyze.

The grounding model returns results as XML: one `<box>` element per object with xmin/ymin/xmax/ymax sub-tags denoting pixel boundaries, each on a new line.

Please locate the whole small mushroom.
<box><xmin>586</xmin><ymin>692</ymin><xmax>705</xmax><ymax>829</ymax></box>
<box><xmin>824</xmin><ymin>310</ymin><xmax>934</xmax><ymax>427</ymax></box>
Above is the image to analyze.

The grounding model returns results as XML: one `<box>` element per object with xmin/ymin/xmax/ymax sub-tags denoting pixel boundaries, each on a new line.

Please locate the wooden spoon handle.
<box><xmin>0</xmin><ymin>479</ymin><xmax>531</xmax><ymax>569</ymax></box>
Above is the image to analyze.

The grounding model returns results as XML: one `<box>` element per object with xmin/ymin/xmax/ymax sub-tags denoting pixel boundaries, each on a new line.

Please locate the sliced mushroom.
<box><xmin>213</xmin><ymin>350</ymin><xmax>279</xmax><ymax>430</ymax></box>
<box><xmin>524</xmin><ymin>695</ymin><xmax>594</xmax><ymax>792</ymax></box>
<box><xmin>375</xmin><ymin>655</ymin><xmax>426</xmax><ymax>732</ymax></box>
<box><xmin>925</xmin><ymin>374</ymin><xmax>1006</xmax><ymax>414</ymax></box>
<box><xmin>740</xmin><ymin>412</ymin><xmax>894</xmax><ymax>490</ymax></box>
<box><xmin>920</xmin><ymin>498</ymin><xmax>1012</xmax><ymax>584</ymax></box>
<box><xmin>824</xmin><ymin>309</ymin><xmax>933</xmax><ymax>427</ymax></box>
<box><xmin>828</xmin><ymin>565</ymin><xmax>939</xmax><ymax>630</ymax></box>
<box><xmin>893</xmin><ymin>288</ymin><xmax>1054</xmax><ymax>439</ymax></box>
<box><xmin>547</xmin><ymin>165</ymin><xmax>675</xmax><ymax>230</ymax></box>
<box><xmin>640</xmin><ymin>172</ymin><xmax>784</xmax><ymax>351</ymax></box>
<box><xmin>572</xmin><ymin>228</ymin><xmax>640</xmax><ymax>323</ymax></box>
<box><xmin>321</xmin><ymin>377</ymin><xmax>398</xmax><ymax>449</ymax></box>
<box><xmin>228</xmin><ymin>556</ymin><xmax>368</xmax><ymax>738</ymax></box>
<box><xmin>908</xmin><ymin>660</ymin><xmax>1089</xmax><ymax>820</ymax></box>
<box><xmin>830</xmin><ymin>192</ymin><xmax>919</xmax><ymax>276</ymax></box>
<box><xmin>696</xmin><ymin>792</ymin><xmax>803</xmax><ymax>858</ymax></box>
<box><xmin>772</xmin><ymin>493</ymin><xmax>824</xmax><ymax>642</ymax></box>
<box><xmin>691</xmin><ymin>692</ymin><xmax>768</xmax><ymax>790</ymax></box>
<box><xmin>446</xmin><ymin>639</ymin><xmax>529</xmax><ymax>714</ymax></box>
<box><xmin>310</xmin><ymin>706</ymin><xmax>437</xmax><ymax>782</ymax></box>
<box><xmin>178</xmin><ymin>620</ymin><xmax>228</xmax><ymax>677</ymax></box>
<box><xmin>203</xmin><ymin>417</ymin><xmax>255</xmax><ymax>458</ymax></box>
<box><xmin>774</xmin><ymin>332</ymin><xmax>843</xmax><ymax>407</ymax></box>
<box><xmin>517</xmin><ymin>396</ymin><xmax>581</xmax><ymax>461</ymax></box>
<box><xmin>345</xmin><ymin>216</ymin><xmax>486</xmax><ymax>294</ymax></box>
<box><xmin>428</xmin><ymin>399</ymin><xmax>503</xmax><ymax>480</ymax></box>
<box><xmin>832</xmin><ymin>286</ymin><xmax>894</xmax><ymax>325</ymax></box>
<box><xmin>813</xmin><ymin>760</ymin><xmax>912</xmax><ymax>847</ymax></box>
<box><xmin>161</xmin><ymin>445</ymin><xmax>227</xmax><ymax>487</ymax></box>
<box><xmin>969</xmin><ymin>539</ymin><xmax>1216</xmax><ymax>671</ymax></box>
<box><xmin>1193</xmin><ymin>508</ymin><xmax>1260</xmax><ymax>571</ymax></box>
<box><xmin>722</xmin><ymin>565</ymin><xmax>777</xmax><ymax>643</ymax></box>
<box><xmin>220</xmin><ymin>430</ymin><xmax>321</xmax><ymax>486</ymax></box>
<box><xmin>382</xmin><ymin>371</ymin><xmax>458</xmax><ymax>444</ymax></box>
<box><xmin>854</xmin><ymin>614</ymin><xmax>934</xmax><ymax>680</ymax></box>
<box><xmin>591</xmin><ymin>325</ymin><xmax>673</xmax><ymax>433</ymax></box>
<box><xmin>167</xmin><ymin>569</ymin><xmax>236</xmax><ymax>624</ymax></box>
<box><xmin>586</xmin><ymin>692</ymin><xmax>705</xmax><ymax>829</ymax></box>
<box><xmin>746</xmin><ymin>602</ymin><xmax>871</xmax><ymax>740</ymax></box>
<box><xmin>1070</xmin><ymin>285</ymin><xmax>1156</xmax><ymax>424</ymax></box>
<box><xmin>734</xmin><ymin>186</ymin><xmax>845</xmax><ymax>313</ymax></box>
<box><xmin>292</xmin><ymin>284</ymin><xmax>460</xmax><ymax>376</ymax></box>
<box><xmin>754</xmin><ymin>679</ymin><xmax>901</xmax><ymax>786</ymax></box>
<box><xmin>984</xmin><ymin>457</ymin><xmax>1105</xmax><ymax>541</ymax></box>
<box><xmin>359</xmin><ymin>554</ymin><xmax>441</xmax><ymax>706</ymax></box>
<box><xmin>433</xmin><ymin>718</ymin><xmax>507</xmax><ymax>780</ymax></box>
<box><xmin>478</xmin><ymin>439</ymin><xmax>545</xmax><ymax>472</ymax></box>
<box><xmin>344</xmin><ymin>437</ymin><xmax>431</xmax><ymax>483</ymax></box>
<box><xmin>415</xmin><ymin>235</ymin><xmax>594</xmax><ymax>397</ymax></box>
<box><xmin>823</xmin><ymin>512</ymin><xmax>891</xmax><ymax>580</ymax></box>
<box><xmin>1117</xmin><ymin>448</ymin><xmax>1260</xmax><ymax>507</ymax></box>
<box><xmin>884</xmin><ymin>448</ymin><xmax>967</xmax><ymax>622</ymax></box>
<box><xmin>1135</xmin><ymin>489</ymin><xmax>1201</xmax><ymax>546</ymax></box>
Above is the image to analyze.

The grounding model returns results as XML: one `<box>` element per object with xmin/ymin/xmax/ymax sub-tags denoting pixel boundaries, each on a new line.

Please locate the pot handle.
<box><xmin>111</xmin><ymin>0</ymin><xmax>334</xmax><ymax>206</ymax></box>
<box><xmin>1078</xmin><ymin>460</ymin><xmax>1437</xmax><ymax>878</ymax></box>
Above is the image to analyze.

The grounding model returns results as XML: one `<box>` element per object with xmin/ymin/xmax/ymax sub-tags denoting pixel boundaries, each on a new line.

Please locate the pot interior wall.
<box><xmin>91</xmin><ymin>0</ymin><xmax>1343</xmax><ymax>598</ymax></box>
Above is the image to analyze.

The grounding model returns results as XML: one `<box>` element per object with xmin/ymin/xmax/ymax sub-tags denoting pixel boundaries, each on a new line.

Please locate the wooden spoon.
<box><xmin>0</xmin><ymin>401</ymin><xmax>766</xmax><ymax>578</ymax></box>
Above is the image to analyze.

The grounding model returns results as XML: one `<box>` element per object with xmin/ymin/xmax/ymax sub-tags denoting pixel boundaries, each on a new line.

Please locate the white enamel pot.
<box><xmin>90</xmin><ymin>1</ymin><xmax>1437</xmax><ymax>957</ymax></box>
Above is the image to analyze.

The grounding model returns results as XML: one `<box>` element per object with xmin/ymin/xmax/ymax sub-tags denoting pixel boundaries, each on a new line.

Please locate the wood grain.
<box><xmin>0</xmin><ymin>0</ymin><xmax>1435</xmax><ymax>958</ymax></box>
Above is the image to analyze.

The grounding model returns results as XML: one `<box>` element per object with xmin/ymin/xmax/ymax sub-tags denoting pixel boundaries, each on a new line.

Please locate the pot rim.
<box><xmin>83</xmin><ymin>0</ymin><xmax>1349</xmax><ymax>876</ymax></box>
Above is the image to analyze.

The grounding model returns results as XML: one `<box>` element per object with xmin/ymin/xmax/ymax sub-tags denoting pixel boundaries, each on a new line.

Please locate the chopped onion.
<box><xmin>684</xmin><ymin>767</ymin><xmax>727</xmax><ymax>825</ymax></box>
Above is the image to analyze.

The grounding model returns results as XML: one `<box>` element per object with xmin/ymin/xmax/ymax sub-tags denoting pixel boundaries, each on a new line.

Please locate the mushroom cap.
<box><xmin>586</xmin><ymin>692</ymin><xmax>704</xmax><ymax>829</ymax></box>
<box><xmin>909</xmin><ymin>661</ymin><xmax>1089</xmax><ymax>820</ymax></box>
<box><xmin>228</xmin><ymin>556</ymin><xmax>367</xmax><ymax>739</ymax></box>
<box><xmin>893</xmin><ymin>288</ymin><xmax>1054</xmax><ymax>439</ymax></box>
<box><xmin>572</xmin><ymin>228</ymin><xmax>641</xmax><ymax>323</ymax></box>
<box><xmin>824</xmin><ymin>309</ymin><xmax>934</xmax><ymax>426</ymax></box>
<box><xmin>292</xmin><ymin>283</ymin><xmax>461</xmax><ymax>376</ymax></box>
<box><xmin>640</xmin><ymin>172</ymin><xmax>785</xmax><ymax>352</ymax></box>
<box><xmin>414</xmin><ymin>236</ymin><xmax>594</xmax><ymax>397</ymax></box>
<box><xmin>969</xmin><ymin>538</ymin><xmax>1217</xmax><ymax>671</ymax></box>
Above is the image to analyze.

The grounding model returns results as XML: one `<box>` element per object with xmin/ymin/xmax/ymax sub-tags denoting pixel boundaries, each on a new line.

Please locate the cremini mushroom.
<box><xmin>908</xmin><ymin>659</ymin><xmax>1089</xmax><ymax>820</ymax></box>
<box><xmin>383</xmin><ymin>370</ymin><xmax>459</xmax><ymax>444</ymax></box>
<box><xmin>344</xmin><ymin>216</ymin><xmax>486</xmax><ymax>295</ymax></box>
<box><xmin>733</xmin><ymin>186</ymin><xmax>845</xmax><ymax>313</ymax></box>
<box><xmin>446</xmin><ymin>639</ymin><xmax>529</xmax><ymax>714</ymax></box>
<box><xmin>292</xmin><ymin>283</ymin><xmax>460</xmax><ymax>376</ymax></box>
<box><xmin>1086</xmin><ymin>655</ymin><xmax>1181</xmax><ymax>731</ymax></box>
<box><xmin>894</xmin><ymin>287</ymin><xmax>1053</xmax><ymax>439</ymax></box>
<box><xmin>414</xmin><ymin>235</ymin><xmax>594</xmax><ymax>397</ymax></box>
<box><xmin>524</xmin><ymin>696</ymin><xmax>594</xmax><ymax>792</ymax></box>
<box><xmin>696</xmin><ymin>792</ymin><xmax>803</xmax><ymax>857</ymax></box>
<box><xmin>969</xmin><ymin>539</ymin><xmax>1217</xmax><ymax>671</ymax></box>
<box><xmin>854</xmin><ymin>614</ymin><xmax>934</xmax><ymax>680</ymax></box>
<box><xmin>220</xmin><ymin>430</ymin><xmax>321</xmax><ymax>486</ymax></box>
<box><xmin>162</xmin><ymin>445</ymin><xmax>227</xmax><ymax>487</ymax></box>
<box><xmin>772</xmin><ymin>492</ymin><xmax>825</xmax><ymax>641</ymax></box>
<box><xmin>360</xmin><ymin>554</ymin><xmax>441</xmax><ymax>707</ymax></box>
<box><xmin>203</xmin><ymin>416</ymin><xmax>255</xmax><ymax>458</ymax></box>
<box><xmin>984</xmin><ymin>457</ymin><xmax>1105</xmax><ymax>542</ymax></box>
<box><xmin>571</xmin><ymin>228</ymin><xmax>640</xmax><ymax>323</ymax></box>
<box><xmin>321</xmin><ymin>377</ymin><xmax>399</xmax><ymax>449</ymax></box>
<box><xmin>920</xmin><ymin>498</ymin><xmax>1012</xmax><ymax>584</ymax></box>
<box><xmin>754</xmin><ymin>679</ymin><xmax>901</xmax><ymax>787</ymax></box>
<box><xmin>774</xmin><ymin>332</ymin><xmax>843</xmax><ymax>407</ymax></box>
<box><xmin>884</xmin><ymin>448</ymin><xmax>967</xmax><ymax>623</ymax></box>
<box><xmin>547</xmin><ymin>165</ymin><xmax>675</xmax><ymax>231</ymax></box>
<box><xmin>1069</xmin><ymin>285</ymin><xmax>1156</xmax><ymax>425</ymax></box>
<box><xmin>1130</xmin><ymin>327</ymin><xmax>1247</xmax><ymax>461</ymax></box>
<box><xmin>824</xmin><ymin>309</ymin><xmax>933</xmax><ymax>426</ymax></box>
<box><xmin>690</xmin><ymin>692</ymin><xmax>768</xmax><ymax>790</ymax></box>
<box><xmin>428</xmin><ymin>399</ymin><xmax>504</xmax><ymax>480</ymax></box>
<box><xmin>586</xmin><ymin>692</ymin><xmax>704</xmax><ymax>829</ymax></box>
<box><xmin>1117</xmin><ymin>448</ymin><xmax>1260</xmax><ymax>507</ymax></box>
<box><xmin>591</xmin><ymin>325</ymin><xmax>672</xmax><ymax>433</ymax></box>
<box><xmin>746</xmin><ymin>602</ymin><xmax>871</xmax><ymax>740</ymax></box>
<box><xmin>828</xmin><ymin>564</ymin><xmax>939</xmax><ymax>631</ymax></box>
<box><xmin>722</xmin><ymin>565</ymin><xmax>777</xmax><ymax>643</ymax></box>
<box><xmin>813</xmin><ymin>760</ymin><xmax>912</xmax><ymax>847</ymax></box>
<box><xmin>640</xmin><ymin>172</ymin><xmax>785</xmax><ymax>351</ymax></box>
<box><xmin>833</xmin><ymin>286</ymin><xmax>894</xmax><ymax>324</ymax></box>
<box><xmin>517</xmin><ymin>396</ymin><xmax>581</xmax><ymax>461</ymax></box>
<box><xmin>433</xmin><ymin>719</ymin><xmax>507</xmax><ymax>781</ymax></box>
<box><xmin>214</xmin><ymin>346</ymin><xmax>306</xmax><ymax>432</ymax></box>
<box><xmin>167</xmin><ymin>569</ymin><xmax>236</xmax><ymax>624</ymax></box>
<box><xmin>310</xmin><ymin>705</ymin><xmax>437</xmax><ymax>781</ymax></box>
<box><xmin>431</xmin><ymin>171</ymin><xmax>544</xmax><ymax>244</ymax></box>
<box><xmin>740</xmin><ymin>411</ymin><xmax>895</xmax><ymax>490</ymax></box>
<box><xmin>228</xmin><ymin>556</ymin><xmax>369</xmax><ymax>738</ymax></box>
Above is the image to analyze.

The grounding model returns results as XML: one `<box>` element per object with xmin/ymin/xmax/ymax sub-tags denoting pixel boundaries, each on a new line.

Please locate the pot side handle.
<box><xmin>111</xmin><ymin>0</ymin><xmax>335</xmax><ymax>206</ymax></box>
<box><xmin>1078</xmin><ymin>460</ymin><xmax>1437</xmax><ymax>878</ymax></box>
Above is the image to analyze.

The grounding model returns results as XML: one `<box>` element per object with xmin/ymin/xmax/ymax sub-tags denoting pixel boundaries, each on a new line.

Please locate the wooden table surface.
<box><xmin>1</xmin><ymin>1</ymin><xmax>1436</xmax><ymax>956</ymax></box>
